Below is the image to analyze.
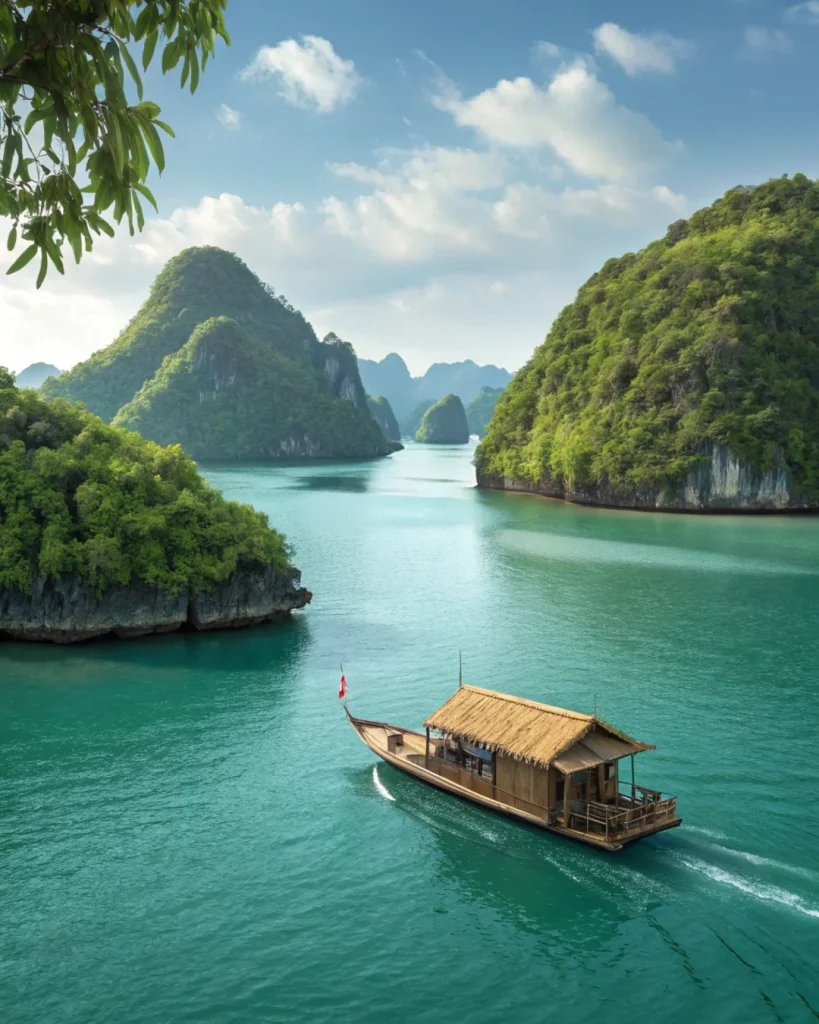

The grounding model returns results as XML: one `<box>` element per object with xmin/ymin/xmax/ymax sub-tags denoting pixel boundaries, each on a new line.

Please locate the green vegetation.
<box><xmin>401</xmin><ymin>399</ymin><xmax>436</xmax><ymax>438</ymax></box>
<box><xmin>0</xmin><ymin>373</ymin><xmax>291</xmax><ymax>598</ymax></box>
<box><xmin>44</xmin><ymin>247</ymin><xmax>392</xmax><ymax>459</ymax></box>
<box><xmin>367</xmin><ymin>395</ymin><xmax>401</xmax><ymax>442</ymax></box>
<box><xmin>359</xmin><ymin>353</ymin><xmax>511</xmax><ymax>420</ymax></box>
<box><xmin>416</xmin><ymin>394</ymin><xmax>470</xmax><ymax>444</ymax></box>
<box><xmin>1</xmin><ymin>0</ymin><xmax>228</xmax><ymax>286</ymax></box>
<box><xmin>466</xmin><ymin>386</ymin><xmax>505</xmax><ymax>438</ymax></box>
<box><xmin>476</xmin><ymin>175</ymin><xmax>819</xmax><ymax>497</ymax></box>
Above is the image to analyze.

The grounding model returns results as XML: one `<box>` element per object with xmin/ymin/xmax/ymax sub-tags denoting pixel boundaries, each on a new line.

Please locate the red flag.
<box><xmin>338</xmin><ymin>672</ymin><xmax>347</xmax><ymax>699</ymax></box>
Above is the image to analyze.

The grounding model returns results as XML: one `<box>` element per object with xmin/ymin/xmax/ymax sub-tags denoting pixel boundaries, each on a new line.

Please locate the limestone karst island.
<box><xmin>476</xmin><ymin>176</ymin><xmax>819</xmax><ymax>512</ymax></box>
<box><xmin>4</xmin><ymin>0</ymin><xmax>819</xmax><ymax>1018</ymax></box>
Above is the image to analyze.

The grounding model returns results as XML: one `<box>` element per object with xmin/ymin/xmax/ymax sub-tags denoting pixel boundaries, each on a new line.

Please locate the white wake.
<box><xmin>675</xmin><ymin>853</ymin><xmax>819</xmax><ymax>919</ymax></box>
<box><xmin>373</xmin><ymin>765</ymin><xmax>395</xmax><ymax>802</ymax></box>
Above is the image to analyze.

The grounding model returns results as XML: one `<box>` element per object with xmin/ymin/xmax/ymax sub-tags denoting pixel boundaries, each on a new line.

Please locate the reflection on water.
<box><xmin>0</xmin><ymin>614</ymin><xmax>312</xmax><ymax>677</ymax></box>
<box><xmin>289</xmin><ymin>473</ymin><xmax>373</xmax><ymax>493</ymax></box>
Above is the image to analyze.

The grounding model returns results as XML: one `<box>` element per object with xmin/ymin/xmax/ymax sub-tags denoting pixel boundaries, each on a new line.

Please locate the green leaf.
<box><xmin>45</xmin><ymin>238</ymin><xmax>65</xmax><ymax>275</ymax></box>
<box><xmin>66</xmin><ymin>221</ymin><xmax>83</xmax><ymax>264</ymax></box>
<box><xmin>6</xmin><ymin>243</ymin><xmax>37</xmax><ymax>275</ymax></box>
<box><xmin>133</xmin><ymin>191</ymin><xmax>145</xmax><ymax>232</ymax></box>
<box><xmin>7</xmin><ymin>224</ymin><xmax>17</xmax><ymax>251</ymax></box>
<box><xmin>120</xmin><ymin>43</ymin><xmax>144</xmax><ymax>101</ymax></box>
<box><xmin>35</xmin><ymin>249</ymin><xmax>48</xmax><ymax>289</ymax></box>
<box><xmin>92</xmin><ymin>215</ymin><xmax>115</xmax><ymax>239</ymax></box>
<box><xmin>133</xmin><ymin>101</ymin><xmax>162</xmax><ymax>120</ymax></box>
<box><xmin>155</xmin><ymin>120</ymin><xmax>175</xmax><ymax>138</ymax></box>
<box><xmin>190</xmin><ymin>51</ymin><xmax>200</xmax><ymax>94</ymax></box>
<box><xmin>142</xmin><ymin>29</ymin><xmax>159</xmax><ymax>71</ymax></box>
<box><xmin>106</xmin><ymin>113</ymin><xmax>125</xmax><ymax>176</ymax></box>
<box><xmin>23</xmin><ymin>106</ymin><xmax>54</xmax><ymax>134</ymax></box>
<box><xmin>2</xmin><ymin>130</ymin><xmax>17</xmax><ymax>178</ymax></box>
<box><xmin>133</xmin><ymin>181</ymin><xmax>158</xmax><ymax>211</ymax></box>
<box><xmin>141</xmin><ymin>122</ymin><xmax>165</xmax><ymax>174</ymax></box>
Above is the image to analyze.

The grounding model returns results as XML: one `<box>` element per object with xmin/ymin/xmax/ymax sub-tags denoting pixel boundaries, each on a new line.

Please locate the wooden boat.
<box><xmin>347</xmin><ymin>684</ymin><xmax>681</xmax><ymax>852</ymax></box>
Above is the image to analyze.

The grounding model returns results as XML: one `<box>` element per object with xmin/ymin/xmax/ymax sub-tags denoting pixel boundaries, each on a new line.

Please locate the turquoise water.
<box><xmin>2</xmin><ymin>442</ymin><xmax>819</xmax><ymax>1023</ymax></box>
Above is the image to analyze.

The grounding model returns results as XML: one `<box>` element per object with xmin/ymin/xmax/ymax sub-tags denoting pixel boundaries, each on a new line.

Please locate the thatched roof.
<box><xmin>423</xmin><ymin>685</ymin><xmax>653</xmax><ymax>771</ymax></box>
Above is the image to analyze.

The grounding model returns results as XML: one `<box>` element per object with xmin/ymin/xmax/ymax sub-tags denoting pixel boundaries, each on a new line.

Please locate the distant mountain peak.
<box><xmin>15</xmin><ymin>362</ymin><xmax>61</xmax><ymax>389</ymax></box>
<box><xmin>358</xmin><ymin>352</ymin><xmax>511</xmax><ymax>421</ymax></box>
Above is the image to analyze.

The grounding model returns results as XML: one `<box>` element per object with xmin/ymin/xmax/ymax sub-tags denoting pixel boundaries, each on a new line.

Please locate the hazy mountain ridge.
<box><xmin>359</xmin><ymin>354</ymin><xmax>512</xmax><ymax>421</ymax></box>
<box><xmin>15</xmin><ymin>363</ymin><xmax>60</xmax><ymax>389</ymax></box>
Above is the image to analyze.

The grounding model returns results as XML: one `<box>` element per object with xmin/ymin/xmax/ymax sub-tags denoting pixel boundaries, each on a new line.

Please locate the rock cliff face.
<box><xmin>0</xmin><ymin>566</ymin><xmax>311</xmax><ymax>644</ymax></box>
<box><xmin>476</xmin><ymin>444</ymin><xmax>810</xmax><ymax>512</ymax></box>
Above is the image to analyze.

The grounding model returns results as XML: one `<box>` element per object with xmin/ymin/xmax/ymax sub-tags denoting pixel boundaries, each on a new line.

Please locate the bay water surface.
<box><xmin>2</xmin><ymin>442</ymin><xmax>818</xmax><ymax>1022</ymax></box>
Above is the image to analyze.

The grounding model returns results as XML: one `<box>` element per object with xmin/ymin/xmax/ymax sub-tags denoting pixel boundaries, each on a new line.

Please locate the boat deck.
<box><xmin>349</xmin><ymin>714</ymin><xmax>681</xmax><ymax>852</ymax></box>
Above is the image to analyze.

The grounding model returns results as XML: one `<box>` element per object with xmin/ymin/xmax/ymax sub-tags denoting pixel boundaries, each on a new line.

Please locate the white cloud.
<box><xmin>241</xmin><ymin>36</ymin><xmax>361</xmax><ymax>113</ymax></box>
<box><xmin>433</xmin><ymin>59</ymin><xmax>681</xmax><ymax>181</ymax></box>
<box><xmin>216</xmin><ymin>103</ymin><xmax>241</xmax><ymax>130</ymax></box>
<box><xmin>743</xmin><ymin>26</ymin><xmax>792</xmax><ymax>55</ymax></box>
<box><xmin>592</xmin><ymin>22</ymin><xmax>694</xmax><ymax>75</ymax></box>
<box><xmin>533</xmin><ymin>40</ymin><xmax>562</xmax><ymax>59</ymax></box>
<box><xmin>321</xmin><ymin>147</ymin><xmax>508</xmax><ymax>261</ymax></box>
<box><xmin>488</xmin><ymin>280</ymin><xmax>507</xmax><ymax>295</ymax></box>
<box><xmin>492</xmin><ymin>182</ymin><xmax>685</xmax><ymax>240</ymax></box>
<box><xmin>785</xmin><ymin>2</ymin><xmax>819</xmax><ymax>23</ymax></box>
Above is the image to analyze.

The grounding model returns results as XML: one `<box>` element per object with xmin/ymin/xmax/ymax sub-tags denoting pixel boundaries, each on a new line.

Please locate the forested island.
<box><xmin>0</xmin><ymin>373</ymin><xmax>310</xmax><ymax>643</ymax></box>
<box><xmin>359</xmin><ymin>353</ymin><xmax>511</xmax><ymax>420</ymax></box>
<box><xmin>476</xmin><ymin>175</ymin><xmax>819</xmax><ymax>512</ymax></box>
<box><xmin>416</xmin><ymin>394</ymin><xmax>470</xmax><ymax>444</ymax></box>
<box><xmin>43</xmin><ymin>248</ymin><xmax>399</xmax><ymax>461</ymax></box>
<box><xmin>366</xmin><ymin>395</ymin><xmax>401</xmax><ymax>442</ymax></box>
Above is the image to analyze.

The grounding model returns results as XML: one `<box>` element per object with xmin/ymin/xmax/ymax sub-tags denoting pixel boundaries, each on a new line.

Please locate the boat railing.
<box><xmin>565</xmin><ymin>793</ymin><xmax>678</xmax><ymax>839</ymax></box>
<box><xmin>407</xmin><ymin>751</ymin><xmax>676</xmax><ymax>837</ymax></box>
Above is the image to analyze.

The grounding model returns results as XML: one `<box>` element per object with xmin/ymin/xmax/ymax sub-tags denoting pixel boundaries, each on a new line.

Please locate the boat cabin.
<box><xmin>351</xmin><ymin>684</ymin><xmax>680</xmax><ymax>849</ymax></box>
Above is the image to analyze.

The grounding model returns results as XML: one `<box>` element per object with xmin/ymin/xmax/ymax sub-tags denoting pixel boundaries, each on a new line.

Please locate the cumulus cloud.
<box><xmin>533</xmin><ymin>40</ymin><xmax>562</xmax><ymax>59</ymax></box>
<box><xmin>321</xmin><ymin>147</ymin><xmax>508</xmax><ymax>261</ymax></box>
<box><xmin>785</xmin><ymin>2</ymin><xmax>819</xmax><ymax>23</ymax></box>
<box><xmin>492</xmin><ymin>182</ymin><xmax>685</xmax><ymax>240</ymax></box>
<box><xmin>743</xmin><ymin>26</ymin><xmax>792</xmax><ymax>55</ymax></box>
<box><xmin>216</xmin><ymin>103</ymin><xmax>241</xmax><ymax>130</ymax></box>
<box><xmin>241</xmin><ymin>36</ymin><xmax>361</xmax><ymax>112</ymax></box>
<box><xmin>433</xmin><ymin>59</ymin><xmax>681</xmax><ymax>181</ymax></box>
<box><xmin>592</xmin><ymin>23</ymin><xmax>694</xmax><ymax>75</ymax></box>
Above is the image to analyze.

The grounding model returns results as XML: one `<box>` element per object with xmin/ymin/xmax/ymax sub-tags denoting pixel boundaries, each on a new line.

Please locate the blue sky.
<box><xmin>4</xmin><ymin>0</ymin><xmax>819</xmax><ymax>375</ymax></box>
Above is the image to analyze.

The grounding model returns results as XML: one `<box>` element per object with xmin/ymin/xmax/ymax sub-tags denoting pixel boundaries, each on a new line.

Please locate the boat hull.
<box><xmin>346</xmin><ymin>710</ymin><xmax>681</xmax><ymax>853</ymax></box>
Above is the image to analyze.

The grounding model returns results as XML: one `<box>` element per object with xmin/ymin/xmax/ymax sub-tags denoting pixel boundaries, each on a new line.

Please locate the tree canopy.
<box><xmin>1</xmin><ymin>0</ymin><xmax>228</xmax><ymax>286</ymax></box>
<box><xmin>0</xmin><ymin>371</ymin><xmax>291</xmax><ymax>596</ymax></box>
<box><xmin>416</xmin><ymin>393</ymin><xmax>470</xmax><ymax>444</ymax></box>
<box><xmin>476</xmin><ymin>175</ymin><xmax>819</xmax><ymax>498</ymax></box>
<box><xmin>43</xmin><ymin>246</ymin><xmax>395</xmax><ymax>460</ymax></box>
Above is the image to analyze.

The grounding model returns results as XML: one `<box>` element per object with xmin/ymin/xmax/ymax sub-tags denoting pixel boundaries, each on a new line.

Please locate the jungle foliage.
<box><xmin>366</xmin><ymin>395</ymin><xmax>401</xmax><ymax>442</ymax></box>
<box><xmin>43</xmin><ymin>247</ymin><xmax>391</xmax><ymax>459</ymax></box>
<box><xmin>476</xmin><ymin>176</ymin><xmax>819</xmax><ymax>496</ymax></box>
<box><xmin>466</xmin><ymin>386</ymin><xmax>505</xmax><ymax>438</ymax></box>
<box><xmin>416</xmin><ymin>393</ymin><xmax>470</xmax><ymax>444</ymax></box>
<box><xmin>0</xmin><ymin>374</ymin><xmax>291</xmax><ymax>596</ymax></box>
